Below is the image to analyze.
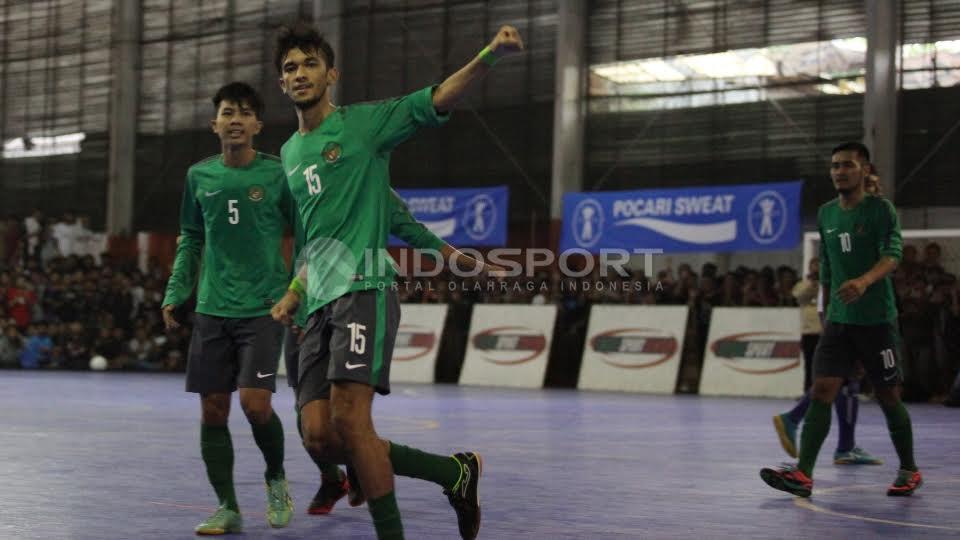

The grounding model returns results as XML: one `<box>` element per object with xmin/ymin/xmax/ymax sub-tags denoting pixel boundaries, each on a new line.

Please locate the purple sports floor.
<box><xmin>0</xmin><ymin>371</ymin><xmax>957</xmax><ymax>539</ymax></box>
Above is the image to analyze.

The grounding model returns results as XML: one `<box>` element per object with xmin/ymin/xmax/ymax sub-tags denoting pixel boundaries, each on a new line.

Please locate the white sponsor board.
<box><xmin>391</xmin><ymin>304</ymin><xmax>448</xmax><ymax>384</ymax></box>
<box><xmin>699</xmin><ymin>307</ymin><xmax>803</xmax><ymax>398</ymax></box>
<box><xmin>459</xmin><ymin>305</ymin><xmax>557</xmax><ymax>388</ymax></box>
<box><xmin>577</xmin><ymin>306</ymin><xmax>688</xmax><ymax>393</ymax></box>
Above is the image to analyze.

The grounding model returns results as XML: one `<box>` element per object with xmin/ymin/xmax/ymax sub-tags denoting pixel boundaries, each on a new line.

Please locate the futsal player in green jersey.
<box><xmin>760</xmin><ymin>142</ymin><xmax>923</xmax><ymax>497</ymax></box>
<box><xmin>269</xmin><ymin>22</ymin><xmax>522</xmax><ymax>540</ymax></box>
<box><xmin>162</xmin><ymin>82</ymin><xmax>294</xmax><ymax>534</ymax></box>
<box><xmin>287</xmin><ymin>189</ymin><xmax>461</xmax><ymax>516</ymax></box>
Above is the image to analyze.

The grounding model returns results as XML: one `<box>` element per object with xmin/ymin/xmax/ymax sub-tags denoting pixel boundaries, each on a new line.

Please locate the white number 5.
<box><xmin>228</xmin><ymin>199</ymin><xmax>239</xmax><ymax>224</ymax></box>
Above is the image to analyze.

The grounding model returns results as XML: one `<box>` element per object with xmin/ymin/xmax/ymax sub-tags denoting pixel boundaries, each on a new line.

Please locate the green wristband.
<box><xmin>478</xmin><ymin>46</ymin><xmax>500</xmax><ymax>66</ymax></box>
<box><xmin>289</xmin><ymin>276</ymin><xmax>306</xmax><ymax>298</ymax></box>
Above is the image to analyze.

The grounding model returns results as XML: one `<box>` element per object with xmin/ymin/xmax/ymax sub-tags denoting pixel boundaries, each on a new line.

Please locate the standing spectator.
<box><xmin>943</xmin><ymin>283</ymin><xmax>960</xmax><ymax>407</ymax></box>
<box><xmin>24</xmin><ymin>209</ymin><xmax>43</xmax><ymax>260</ymax></box>
<box><xmin>51</xmin><ymin>212</ymin><xmax>78</xmax><ymax>258</ymax></box>
<box><xmin>793</xmin><ymin>258</ymin><xmax>823</xmax><ymax>391</ymax></box>
<box><xmin>39</xmin><ymin>228</ymin><xmax>61</xmax><ymax>270</ymax></box>
<box><xmin>3</xmin><ymin>216</ymin><xmax>22</xmax><ymax>266</ymax></box>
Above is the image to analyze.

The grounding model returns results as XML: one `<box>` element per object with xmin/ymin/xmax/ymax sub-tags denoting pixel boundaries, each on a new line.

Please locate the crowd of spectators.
<box><xmin>2</xmin><ymin>209</ymin><xmax>958</xmax><ymax>404</ymax></box>
<box><xmin>0</xmin><ymin>210</ymin><xmax>191</xmax><ymax>372</ymax></box>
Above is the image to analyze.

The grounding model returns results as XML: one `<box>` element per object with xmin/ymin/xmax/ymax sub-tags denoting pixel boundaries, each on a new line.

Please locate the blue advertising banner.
<box><xmin>391</xmin><ymin>186</ymin><xmax>508</xmax><ymax>247</ymax></box>
<box><xmin>560</xmin><ymin>181</ymin><xmax>802</xmax><ymax>253</ymax></box>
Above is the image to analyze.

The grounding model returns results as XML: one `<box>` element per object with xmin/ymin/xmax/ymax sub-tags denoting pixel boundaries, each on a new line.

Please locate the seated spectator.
<box><xmin>63</xmin><ymin>321</ymin><xmax>91</xmax><ymax>370</ymax></box>
<box><xmin>6</xmin><ymin>274</ymin><xmax>36</xmax><ymax>330</ymax></box>
<box><xmin>0</xmin><ymin>322</ymin><xmax>22</xmax><ymax>367</ymax></box>
<box><xmin>129</xmin><ymin>326</ymin><xmax>160</xmax><ymax>369</ymax></box>
<box><xmin>19</xmin><ymin>322</ymin><xmax>53</xmax><ymax>369</ymax></box>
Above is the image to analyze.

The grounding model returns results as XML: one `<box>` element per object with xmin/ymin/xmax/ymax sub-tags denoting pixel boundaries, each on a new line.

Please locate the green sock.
<box><xmin>200</xmin><ymin>423</ymin><xmax>239</xmax><ymax>511</ymax></box>
<box><xmin>388</xmin><ymin>442</ymin><xmax>461</xmax><ymax>490</ymax></box>
<box><xmin>250</xmin><ymin>411</ymin><xmax>285</xmax><ymax>481</ymax></box>
<box><xmin>296</xmin><ymin>408</ymin><xmax>342</xmax><ymax>481</ymax></box>
<box><xmin>881</xmin><ymin>401</ymin><xmax>917</xmax><ymax>471</ymax></box>
<box><xmin>368</xmin><ymin>491</ymin><xmax>404</xmax><ymax>540</ymax></box>
<box><xmin>797</xmin><ymin>399</ymin><xmax>832</xmax><ymax>478</ymax></box>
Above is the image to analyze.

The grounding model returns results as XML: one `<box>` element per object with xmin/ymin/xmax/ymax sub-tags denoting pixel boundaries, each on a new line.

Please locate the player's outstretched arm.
<box><xmin>388</xmin><ymin>189</ymin><xmax>505</xmax><ymax>276</ymax></box>
<box><xmin>432</xmin><ymin>25</ymin><xmax>525</xmax><ymax>113</ymax></box>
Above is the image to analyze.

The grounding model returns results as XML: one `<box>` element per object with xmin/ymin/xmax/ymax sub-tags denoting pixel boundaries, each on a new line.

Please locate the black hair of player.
<box><xmin>831</xmin><ymin>141</ymin><xmax>871</xmax><ymax>164</ymax></box>
<box><xmin>212</xmin><ymin>82</ymin><xmax>265</xmax><ymax>119</ymax></box>
<box><xmin>274</xmin><ymin>21</ymin><xmax>336</xmax><ymax>73</ymax></box>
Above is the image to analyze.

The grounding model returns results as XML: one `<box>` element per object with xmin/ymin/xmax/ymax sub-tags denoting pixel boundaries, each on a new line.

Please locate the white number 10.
<box><xmin>839</xmin><ymin>232</ymin><xmax>852</xmax><ymax>253</ymax></box>
<box><xmin>881</xmin><ymin>349</ymin><xmax>896</xmax><ymax>369</ymax></box>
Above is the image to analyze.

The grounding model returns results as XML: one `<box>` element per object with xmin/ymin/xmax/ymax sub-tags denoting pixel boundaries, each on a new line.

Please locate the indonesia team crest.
<box><xmin>322</xmin><ymin>142</ymin><xmax>342</xmax><ymax>163</ymax></box>
<box><xmin>247</xmin><ymin>185</ymin><xmax>265</xmax><ymax>202</ymax></box>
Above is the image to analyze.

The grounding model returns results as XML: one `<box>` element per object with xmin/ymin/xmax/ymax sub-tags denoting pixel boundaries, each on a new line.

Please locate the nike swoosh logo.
<box><xmin>826</xmin><ymin>228</ymin><xmax>837</xmax><ymax>233</ymax></box>
<box><xmin>285</xmin><ymin>162</ymin><xmax>303</xmax><ymax>176</ymax></box>
<box><xmin>256</xmin><ymin>371</ymin><xmax>275</xmax><ymax>379</ymax></box>
<box><xmin>345</xmin><ymin>362</ymin><xmax>367</xmax><ymax>370</ymax></box>
<box><xmin>204</xmin><ymin>190</ymin><xmax>223</xmax><ymax>197</ymax></box>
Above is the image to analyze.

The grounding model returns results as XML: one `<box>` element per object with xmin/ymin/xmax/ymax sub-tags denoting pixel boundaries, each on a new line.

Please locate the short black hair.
<box><xmin>831</xmin><ymin>141</ymin><xmax>871</xmax><ymax>164</ymax></box>
<box><xmin>212</xmin><ymin>82</ymin><xmax>264</xmax><ymax>119</ymax></box>
<box><xmin>274</xmin><ymin>21</ymin><xmax>335</xmax><ymax>73</ymax></box>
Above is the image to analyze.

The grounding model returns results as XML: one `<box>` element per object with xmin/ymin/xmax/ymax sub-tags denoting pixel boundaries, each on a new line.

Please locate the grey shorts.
<box><xmin>296</xmin><ymin>288</ymin><xmax>400</xmax><ymax>409</ymax></box>
<box><xmin>185</xmin><ymin>314</ymin><xmax>283</xmax><ymax>394</ymax></box>
<box><xmin>813</xmin><ymin>321</ymin><xmax>903</xmax><ymax>387</ymax></box>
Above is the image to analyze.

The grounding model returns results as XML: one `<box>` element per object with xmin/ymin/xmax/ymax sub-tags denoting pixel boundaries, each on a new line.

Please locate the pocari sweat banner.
<box><xmin>560</xmin><ymin>181</ymin><xmax>802</xmax><ymax>253</ymax></box>
<box><xmin>391</xmin><ymin>186</ymin><xmax>508</xmax><ymax>247</ymax></box>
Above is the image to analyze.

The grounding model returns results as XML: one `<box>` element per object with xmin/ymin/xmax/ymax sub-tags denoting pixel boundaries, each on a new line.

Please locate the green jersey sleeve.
<box><xmin>877</xmin><ymin>198</ymin><xmax>903</xmax><ymax>262</ymax></box>
<box><xmin>361</xmin><ymin>86</ymin><xmax>450</xmax><ymax>153</ymax></box>
<box><xmin>163</xmin><ymin>170</ymin><xmax>203</xmax><ymax>307</ymax></box>
<box><xmin>817</xmin><ymin>206</ymin><xmax>831</xmax><ymax>292</ymax></box>
<box><xmin>389</xmin><ymin>189</ymin><xmax>446</xmax><ymax>252</ymax></box>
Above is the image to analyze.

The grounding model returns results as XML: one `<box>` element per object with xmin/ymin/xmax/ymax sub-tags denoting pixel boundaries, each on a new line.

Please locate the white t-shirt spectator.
<box><xmin>51</xmin><ymin>220</ymin><xmax>77</xmax><ymax>257</ymax></box>
<box><xmin>24</xmin><ymin>216</ymin><xmax>41</xmax><ymax>255</ymax></box>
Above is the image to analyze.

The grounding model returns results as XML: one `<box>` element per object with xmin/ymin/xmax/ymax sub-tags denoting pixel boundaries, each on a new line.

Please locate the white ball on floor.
<box><xmin>89</xmin><ymin>355</ymin><xmax>108</xmax><ymax>371</ymax></box>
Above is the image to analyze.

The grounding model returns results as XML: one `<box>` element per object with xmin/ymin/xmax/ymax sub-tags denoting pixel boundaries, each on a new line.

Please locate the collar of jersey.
<box><xmin>216</xmin><ymin>151</ymin><xmax>263</xmax><ymax>170</ymax></box>
<box><xmin>297</xmin><ymin>107</ymin><xmax>342</xmax><ymax>137</ymax></box>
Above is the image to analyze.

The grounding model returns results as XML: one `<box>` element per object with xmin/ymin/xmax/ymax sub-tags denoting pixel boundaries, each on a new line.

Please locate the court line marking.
<box><xmin>147</xmin><ymin>501</ymin><xmax>217</xmax><ymax>512</ymax></box>
<box><xmin>793</xmin><ymin>478</ymin><xmax>960</xmax><ymax>531</ymax></box>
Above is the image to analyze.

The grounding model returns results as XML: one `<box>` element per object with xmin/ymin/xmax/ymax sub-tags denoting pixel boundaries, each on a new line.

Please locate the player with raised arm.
<box><xmin>270</xmin><ymin>22</ymin><xmax>521</xmax><ymax>539</ymax></box>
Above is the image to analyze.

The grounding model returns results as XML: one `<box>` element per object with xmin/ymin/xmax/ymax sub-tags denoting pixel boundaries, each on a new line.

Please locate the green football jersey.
<box><xmin>281</xmin><ymin>86</ymin><xmax>448</xmax><ymax>315</ymax></box>
<box><xmin>290</xmin><ymin>188</ymin><xmax>446</xmax><ymax>326</ymax></box>
<box><xmin>818</xmin><ymin>195</ymin><xmax>902</xmax><ymax>324</ymax></box>
<box><xmin>163</xmin><ymin>153</ymin><xmax>294</xmax><ymax>318</ymax></box>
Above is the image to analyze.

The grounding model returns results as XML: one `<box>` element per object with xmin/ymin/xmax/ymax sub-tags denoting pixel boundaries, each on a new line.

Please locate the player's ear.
<box><xmin>327</xmin><ymin>66</ymin><xmax>339</xmax><ymax>86</ymax></box>
<box><xmin>209</xmin><ymin>118</ymin><xmax>218</xmax><ymax>133</ymax></box>
<box><xmin>278</xmin><ymin>76</ymin><xmax>287</xmax><ymax>94</ymax></box>
<box><xmin>253</xmin><ymin>120</ymin><xmax>264</xmax><ymax>135</ymax></box>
